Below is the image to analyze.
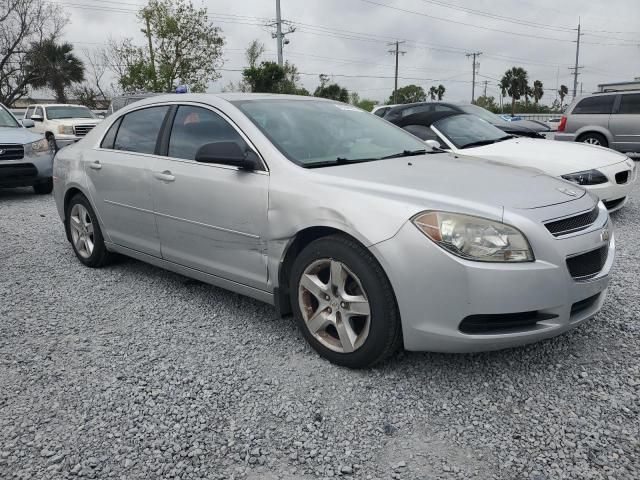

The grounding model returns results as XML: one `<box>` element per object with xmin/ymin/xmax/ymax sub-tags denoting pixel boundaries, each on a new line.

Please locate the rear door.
<box><xmin>151</xmin><ymin>104</ymin><xmax>269</xmax><ymax>290</ymax></box>
<box><xmin>567</xmin><ymin>95</ymin><xmax>615</xmax><ymax>137</ymax></box>
<box><xmin>85</xmin><ymin>105</ymin><xmax>170</xmax><ymax>257</ymax></box>
<box><xmin>609</xmin><ymin>93</ymin><xmax>640</xmax><ymax>152</ymax></box>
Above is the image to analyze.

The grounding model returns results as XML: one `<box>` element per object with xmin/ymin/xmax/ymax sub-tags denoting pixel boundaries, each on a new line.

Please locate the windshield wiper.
<box><xmin>379</xmin><ymin>149</ymin><xmax>427</xmax><ymax>159</ymax></box>
<box><xmin>304</xmin><ymin>157</ymin><xmax>377</xmax><ymax>168</ymax></box>
<box><xmin>460</xmin><ymin>139</ymin><xmax>502</xmax><ymax>149</ymax></box>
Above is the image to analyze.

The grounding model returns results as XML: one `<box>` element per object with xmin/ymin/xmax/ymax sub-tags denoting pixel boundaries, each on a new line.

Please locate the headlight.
<box><xmin>58</xmin><ymin>125</ymin><xmax>74</xmax><ymax>135</ymax></box>
<box><xmin>412</xmin><ymin>211</ymin><xmax>534</xmax><ymax>262</ymax></box>
<box><xmin>561</xmin><ymin>169</ymin><xmax>607</xmax><ymax>185</ymax></box>
<box><xmin>29</xmin><ymin>138</ymin><xmax>50</xmax><ymax>153</ymax></box>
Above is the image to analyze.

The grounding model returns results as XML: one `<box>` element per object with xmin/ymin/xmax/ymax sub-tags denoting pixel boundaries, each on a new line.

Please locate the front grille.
<box><xmin>0</xmin><ymin>144</ymin><xmax>25</xmax><ymax>160</ymax></box>
<box><xmin>73</xmin><ymin>124</ymin><xmax>96</xmax><ymax>136</ymax></box>
<box><xmin>459</xmin><ymin>312</ymin><xmax>558</xmax><ymax>334</ymax></box>
<box><xmin>615</xmin><ymin>170</ymin><xmax>630</xmax><ymax>184</ymax></box>
<box><xmin>545</xmin><ymin>205</ymin><xmax>599</xmax><ymax>237</ymax></box>
<box><xmin>603</xmin><ymin>197</ymin><xmax>625</xmax><ymax>210</ymax></box>
<box><xmin>566</xmin><ymin>246</ymin><xmax>608</xmax><ymax>280</ymax></box>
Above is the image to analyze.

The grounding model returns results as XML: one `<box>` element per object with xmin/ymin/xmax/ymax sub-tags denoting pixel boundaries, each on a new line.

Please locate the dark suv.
<box><xmin>379</xmin><ymin>102</ymin><xmax>545</xmax><ymax>138</ymax></box>
<box><xmin>555</xmin><ymin>90</ymin><xmax>640</xmax><ymax>153</ymax></box>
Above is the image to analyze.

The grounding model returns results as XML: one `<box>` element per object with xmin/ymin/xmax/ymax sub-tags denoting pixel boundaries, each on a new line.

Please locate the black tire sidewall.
<box><xmin>65</xmin><ymin>194</ymin><xmax>108</xmax><ymax>267</ymax></box>
<box><xmin>290</xmin><ymin>235</ymin><xmax>400</xmax><ymax>368</ymax></box>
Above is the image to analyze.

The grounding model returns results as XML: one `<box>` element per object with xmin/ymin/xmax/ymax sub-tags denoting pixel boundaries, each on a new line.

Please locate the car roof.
<box><xmin>28</xmin><ymin>104</ymin><xmax>89</xmax><ymax>108</ymax></box>
<box><xmin>396</xmin><ymin>110</ymin><xmax>462</xmax><ymax>127</ymax></box>
<box><xmin>126</xmin><ymin>92</ymin><xmax>340</xmax><ymax>109</ymax></box>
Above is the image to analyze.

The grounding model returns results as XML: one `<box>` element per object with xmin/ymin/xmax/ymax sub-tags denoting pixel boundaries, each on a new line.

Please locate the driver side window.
<box><xmin>168</xmin><ymin>106</ymin><xmax>247</xmax><ymax>161</ymax></box>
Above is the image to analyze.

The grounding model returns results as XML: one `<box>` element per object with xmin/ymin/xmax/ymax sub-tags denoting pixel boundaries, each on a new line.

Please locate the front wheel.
<box><xmin>290</xmin><ymin>235</ymin><xmax>402</xmax><ymax>368</ymax></box>
<box><xmin>65</xmin><ymin>194</ymin><xmax>111</xmax><ymax>268</ymax></box>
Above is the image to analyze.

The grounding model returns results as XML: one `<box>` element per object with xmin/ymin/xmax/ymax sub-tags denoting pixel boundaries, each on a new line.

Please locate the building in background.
<box><xmin>597</xmin><ymin>78</ymin><xmax>640</xmax><ymax>92</ymax></box>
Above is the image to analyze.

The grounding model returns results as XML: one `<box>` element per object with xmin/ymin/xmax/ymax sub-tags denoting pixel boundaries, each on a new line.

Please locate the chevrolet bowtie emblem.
<box><xmin>0</xmin><ymin>149</ymin><xmax>5</xmax><ymax>155</ymax></box>
<box><xmin>600</xmin><ymin>228</ymin><xmax>610</xmax><ymax>243</ymax></box>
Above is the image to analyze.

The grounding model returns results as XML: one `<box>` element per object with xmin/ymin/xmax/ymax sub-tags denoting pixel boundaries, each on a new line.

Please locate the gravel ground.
<box><xmin>1</xmin><ymin>179</ymin><xmax>639</xmax><ymax>480</ymax></box>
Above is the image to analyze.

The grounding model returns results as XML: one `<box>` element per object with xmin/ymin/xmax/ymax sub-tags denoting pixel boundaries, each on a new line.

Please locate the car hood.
<box><xmin>314</xmin><ymin>152</ymin><xmax>585</xmax><ymax>211</ymax></box>
<box><xmin>0</xmin><ymin>127</ymin><xmax>44</xmax><ymax>144</ymax></box>
<box><xmin>462</xmin><ymin>138</ymin><xmax>629</xmax><ymax>176</ymax></box>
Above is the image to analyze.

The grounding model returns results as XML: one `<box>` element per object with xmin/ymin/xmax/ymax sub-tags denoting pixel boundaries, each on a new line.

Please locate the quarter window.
<box><xmin>168</xmin><ymin>106</ymin><xmax>247</xmax><ymax>161</ymax></box>
<box><xmin>100</xmin><ymin>118</ymin><xmax>122</xmax><ymax>149</ymax></box>
<box><xmin>573</xmin><ymin>96</ymin><xmax>615</xmax><ymax>115</ymax></box>
<box><xmin>618</xmin><ymin>94</ymin><xmax>640</xmax><ymax>114</ymax></box>
<box><xmin>113</xmin><ymin>106</ymin><xmax>169</xmax><ymax>154</ymax></box>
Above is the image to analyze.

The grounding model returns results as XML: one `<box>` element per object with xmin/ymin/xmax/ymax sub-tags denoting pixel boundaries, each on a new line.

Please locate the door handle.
<box><xmin>153</xmin><ymin>170</ymin><xmax>175</xmax><ymax>182</ymax></box>
<box><xmin>89</xmin><ymin>161</ymin><xmax>102</xmax><ymax>170</ymax></box>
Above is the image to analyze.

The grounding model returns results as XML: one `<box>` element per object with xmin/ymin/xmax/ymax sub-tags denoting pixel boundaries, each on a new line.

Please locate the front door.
<box><xmin>85</xmin><ymin>105</ymin><xmax>170</xmax><ymax>257</ymax></box>
<box><xmin>152</xmin><ymin>104</ymin><xmax>269</xmax><ymax>290</ymax></box>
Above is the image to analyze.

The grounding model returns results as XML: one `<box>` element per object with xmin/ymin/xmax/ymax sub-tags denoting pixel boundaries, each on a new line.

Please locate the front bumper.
<box><xmin>54</xmin><ymin>134</ymin><xmax>83</xmax><ymax>149</ymax></box>
<box><xmin>0</xmin><ymin>149</ymin><xmax>54</xmax><ymax>187</ymax></box>
<box><xmin>579</xmin><ymin>161</ymin><xmax>637</xmax><ymax>212</ymax></box>
<box><xmin>370</xmin><ymin>200</ymin><xmax>614</xmax><ymax>353</ymax></box>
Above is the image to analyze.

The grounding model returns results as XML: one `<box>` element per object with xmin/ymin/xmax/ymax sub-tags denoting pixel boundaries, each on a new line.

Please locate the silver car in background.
<box><xmin>555</xmin><ymin>90</ymin><xmax>640</xmax><ymax>152</ymax></box>
<box><xmin>0</xmin><ymin>103</ymin><xmax>54</xmax><ymax>194</ymax></box>
<box><xmin>53</xmin><ymin>94</ymin><xmax>614</xmax><ymax>368</ymax></box>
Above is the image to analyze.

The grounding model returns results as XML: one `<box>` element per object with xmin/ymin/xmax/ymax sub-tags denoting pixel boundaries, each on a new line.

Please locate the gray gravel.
<box><xmin>1</xmin><ymin>178</ymin><xmax>639</xmax><ymax>480</ymax></box>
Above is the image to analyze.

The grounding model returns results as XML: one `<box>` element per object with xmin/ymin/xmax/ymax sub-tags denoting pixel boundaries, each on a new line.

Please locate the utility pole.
<box><xmin>570</xmin><ymin>20</ymin><xmax>583</xmax><ymax>99</ymax></box>
<box><xmin>387</xmin><ymin>41</ymin><xmax>406</xmax><ymax>103</ymax></box>
<box><xmin>269</xmin><ymin>0</ymin><xmax>296</xmax><ymax>66</ymax></box>
<box><xmin>466</xmin><ymin>52</ymin><xmax>482</xmax><ymax>103</ymax></box>
<box><xmin>483</xmin><ymin>80</ymin><xmax>488</xmax><ymax>98</ymax></box>
<box><xmin>143</xmin><ymin>11</ymin><xmax>157</xmax><ymax>92</ymax></box>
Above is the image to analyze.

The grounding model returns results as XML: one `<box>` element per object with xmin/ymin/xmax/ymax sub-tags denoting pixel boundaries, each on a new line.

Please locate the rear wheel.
<box><xmin>33</xmin><ymin>177</ymin><xmax>53</xmax><ymax>194</ymax></box>
<box><xmin>579</xmin><ymin>132</ymin><xmax>608</xmax><ymax>148</ymax></box>
<box><xmin>290</xmin><ymin>235</ymin><xmax>402</xmax><ymax>368</ymax></box>
<box><xmin>65</xmin><ymin>194</ymin><xmax>111</xmax><ymax>268</ymax></box>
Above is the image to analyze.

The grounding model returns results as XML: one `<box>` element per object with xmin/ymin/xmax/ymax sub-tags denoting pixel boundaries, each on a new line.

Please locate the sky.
<box><xmin>58</xmin><ymin>0</ymin><xmax>640</xmax><ymax>106</ymax></box>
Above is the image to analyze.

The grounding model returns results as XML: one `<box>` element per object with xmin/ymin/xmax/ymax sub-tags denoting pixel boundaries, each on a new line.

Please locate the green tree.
<box><xmin>349</xmin><ymin>92</ymin><xmax>376</xmax><ymax>111</ymax></box>
<box><xmin>532</xmin><ymin>80</ymin><xmax>544</xmax><ymax>104</ymax></box>
<box><xmin>108</xmin><ymin>0</ymin><xmax>224</xmax><ymax>93</ymax></box>
<box><xmin>474</xmin><ymin>95</ymin><xmax>499</xmax><ymax>112</ymax></box>
<box><xmin>558</xmin><ymin>84</ymin><xmax>568</xmax><ymax>109</ymax></box>
<box><xmin>500</xmin><ymin>67</ymin><xmax>529</xmax><ymax>115</ymax></box>
<box><xmin>27</xmin><ymin>39</ymin><xmax>84</xmax><ymax>102</ymax></box>
<box><xmin>428</xmin><ymin>86</ymin><xmax>437</xmax><ymax>100</ymax></box>
<box><xmin>436</xmin><ymin>84</ymin><xmax>446</xmax><ymax>100</ymax></box>
<box><xmin>389</xmin><ymin>84</ymin><xmax>426</xmax><ymax>104</ymax></box>
<box><xmin>242</xmin><ymin>60</ymin><xmax>307</xmax><ymax>95</ymax></box>
<box><xmin>314</xmin><ymin>74</ymin><xmax>349</xmax><ymax>102</ymax></box>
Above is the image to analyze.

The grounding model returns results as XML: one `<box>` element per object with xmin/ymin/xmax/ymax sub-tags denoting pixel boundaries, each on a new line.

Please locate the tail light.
<box><xmin>557</xmin><ymin>116</ymin><xmax>567</xmax><ymax>132</ymax></box>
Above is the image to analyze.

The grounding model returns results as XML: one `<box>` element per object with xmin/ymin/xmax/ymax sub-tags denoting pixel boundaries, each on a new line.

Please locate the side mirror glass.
<box><xmin>21</xmin><ymin>119</ymin><xmax>35</xmax><ymax>128</ymax></box>
<box><xmin>425</xmin><ymin>139</ymin><xmax>442</xmax><ymax>150</ymax></box>
<box><xmin>30</xmin><ymin>114</ymin><xmax>43</xmax><ymax>122</ymax></box>
<box><xmin>195</xmin><ymin>142</ymin><xmax>258</xmax><ymax>171</ymax></box>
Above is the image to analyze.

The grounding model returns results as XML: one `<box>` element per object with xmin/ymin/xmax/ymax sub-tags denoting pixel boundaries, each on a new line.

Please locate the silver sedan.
<box><xmin>53</xmin><ymin>94</ymin><xmax>614</xmax><ymax>368</ymax></box>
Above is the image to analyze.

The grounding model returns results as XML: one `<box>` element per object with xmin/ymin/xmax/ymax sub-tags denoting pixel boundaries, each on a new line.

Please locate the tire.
<box><xmin>47</xmin><ymin>136</ymin><xmax>57</xmax><ymax>152</ymax></box>
<box><xmin>289</xmin><ymin>234</ymin><xmax>402</xmax><ymax>368</ymax></box>
<box><xmin>579</xmin><ymin>132</ymin><xmax>608</xmax><ymax>148</ymax></box>
<box><xmin>33</xmin><ymin>177</ymin><xmax>53</xmax><ymax>194</ymax></box>
<box><xmin>65</xmin><ymin>194</ymin><xmax>111</xmax><ymax>268</ymax></box>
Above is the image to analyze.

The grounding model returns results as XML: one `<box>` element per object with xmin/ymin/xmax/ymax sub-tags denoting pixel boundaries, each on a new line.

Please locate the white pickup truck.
<box><xmin>23</xmin><ymin>104</ymin><xmax>102</xmax><ymax>150</ymax></box>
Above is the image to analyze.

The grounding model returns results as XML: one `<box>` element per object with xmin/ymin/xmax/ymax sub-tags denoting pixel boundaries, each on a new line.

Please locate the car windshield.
<box><xmin>434</xmin><ymin>114</ymin><xmax>512</xmax><ymax>149</ymax></box>
<box><xmin>46</xmin><ymin>106</ymin><xmax>96</xmax><ymax>119</ymax></box>
<box><xmin>457</xmin><ymin>104</ymin><xmax>505</xmax><ymax>125</ymax></box>
<box><xmin>0</xmin><ymin>105</ymin><xmax>20</xmax><ymax>128</ymax></box>
<box><xmin>232</xmin><ymin>99</ymin><xmax>429</xmax><ymax>167</ymax></box>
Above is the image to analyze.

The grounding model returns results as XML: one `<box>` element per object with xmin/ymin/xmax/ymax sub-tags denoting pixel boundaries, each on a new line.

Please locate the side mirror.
<box><xmin>30</xmin><ymin>114</ymin><xmax>43</xmax><ymax>122</ymax></box>
<box><xmin>21</xmin><ymin>119</ymin><xmax>35</xmax><ymax>128</ymax></box>
<box><xmin>425</xmin><ymin>139</ymin><xmax>442</xmax><ymax>150</ymax></box>
<box><xmin>195</xmin><ymin>142</ymin><xmax>258</xmax><ymax>171</ymax></box>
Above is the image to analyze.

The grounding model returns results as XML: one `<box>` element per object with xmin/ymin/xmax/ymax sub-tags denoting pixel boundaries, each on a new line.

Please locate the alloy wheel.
<box><xmin>69</xmin><ymin>204</ymin><xmax>95</xmax><ymax>259</ymax></box>
<box><xmin>584</xmin><ymin>137</ymin><xmax>601</xmax><ymax>145</ymax></box>
<box><xmin>298</xmin><ymin>258</ymin><xmax>371</xmax><ymax>353</ymax></box>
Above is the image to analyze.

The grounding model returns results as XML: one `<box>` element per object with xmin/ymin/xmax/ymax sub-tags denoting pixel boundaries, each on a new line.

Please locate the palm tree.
<box><xmin>428</xmin><ymin>86</ymin><xmax>437</xmax><ymax>101</ymax></box>
<box><xmin>558</xmin><ymin>84</ymin><xmax>568</xmax><ymax>109</ymax></box>
<box><xmin>436</xmin><ymin>84</ymin><xmax>446</xmax><ymax>100</ymax></box>
<box><xmin>28</xmin><ymin>39</ymin><xmax>85</xmax><ymax>103</ymax></box>
<box><xmin>500</xmin><ymin>67</ymin><xmax>529</xmax><ymax>115</ymax></box>
<box><xmin>533</xmin><ymin>80</ymin><xmax>544</xmax><ymax>104</ymax></box>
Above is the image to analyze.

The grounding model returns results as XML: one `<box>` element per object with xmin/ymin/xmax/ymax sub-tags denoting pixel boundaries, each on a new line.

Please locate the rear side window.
<box><xmin>373</xmin><ymin>107</ymin><xmax>389</xmax><ymax>117</ymax></box>
<box><xmin>573</xmin><ymin>96</ymin><xmax>615</xmax><ymax>114</ymax></box>
<box><xmin>618</xmin><ymin>94</ymin><xmax>640</xmax><ymax>114</ymax></box>
<box><xmin>100</xmin><ymin>118</ymin><xmax>122</xmax><ymax>149</ymax></box>
<box><xmin>168</xmin><ymin>105</ymin><xmax>247</xmax><ymax>161</ymax></box>
<box><xmin>403</xmin><ymin>124</ymin><xmax>439</xmax><ymax>141</ymax></box>
<box><xmin>113</xmin><ymin>106</ymin><xmax>169</xmax><ymax>154</ymax></box>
